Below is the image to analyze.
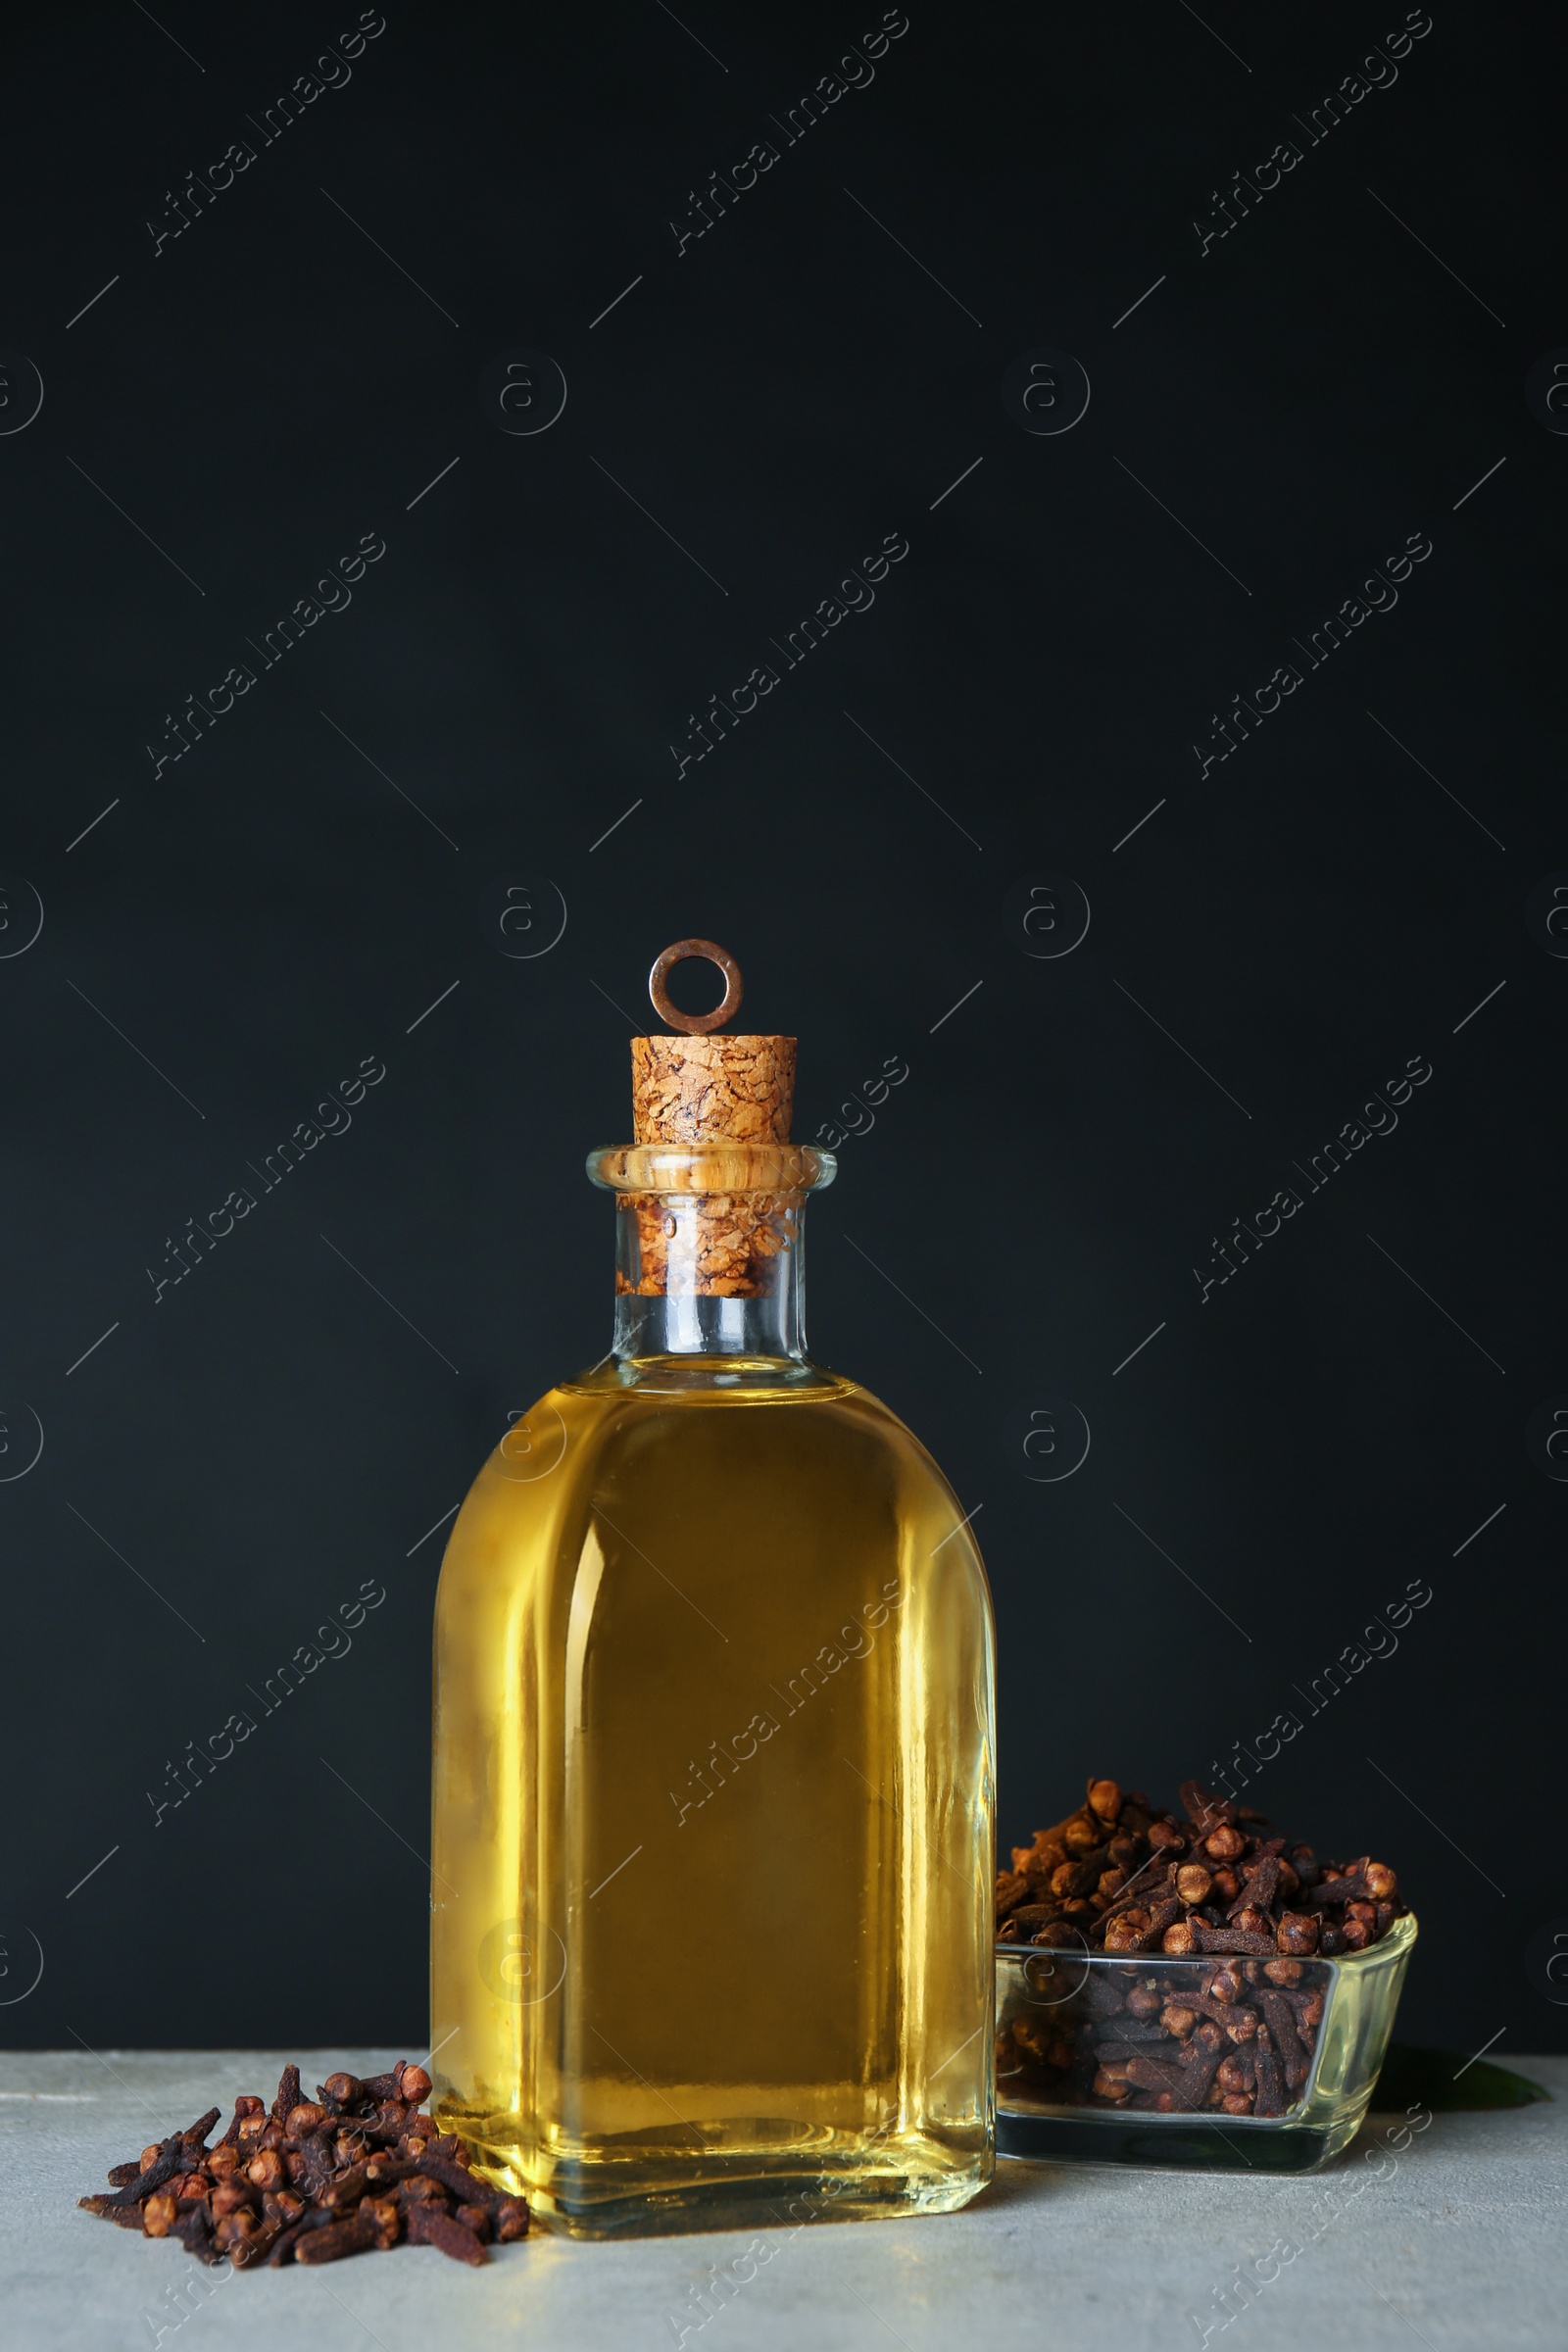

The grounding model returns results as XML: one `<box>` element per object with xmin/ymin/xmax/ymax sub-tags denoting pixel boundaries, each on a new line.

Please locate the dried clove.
<box><xmin>77</xmin><ymin>2057</ymin><xmax>526</xmax><ymax>2270</ymax></box>
<box><xmin>406</xmin><ymin>2200</ymin><xmax>487</xmax><ymax>2267</ymax></box>
<box><xmin>296</xmin><ymin>2210</ymin><xmax>379</xmax><ymax>2265</ymax></box>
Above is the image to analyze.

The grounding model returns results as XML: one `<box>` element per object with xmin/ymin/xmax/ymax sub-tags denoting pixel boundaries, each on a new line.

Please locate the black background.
<box><xmin>3</xmin><ymin>0</ymin><xmax>1564</xmax><ymax>2060</ymax></box>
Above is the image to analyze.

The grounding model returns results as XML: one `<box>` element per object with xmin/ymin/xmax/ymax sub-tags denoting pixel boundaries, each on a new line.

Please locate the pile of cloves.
<box><xmin>996</xmin><ymin>1776</ymin><xmax>1403</xmax><ymax>1960</ymax></box>
<box><xmin>77</xmin><ymin>2059</ymin><xmax>528</xmax><ymax>2268</ymax></box>
<box><xmin>994</xmin><ymin>1776</ymin><xmax>1407</xmax><ymax>2119</ymax></box>
<box><xmin>1000</xmin><ymin>1948</ymin><xmax>1330</xmax><ymax>2118</ymax></box>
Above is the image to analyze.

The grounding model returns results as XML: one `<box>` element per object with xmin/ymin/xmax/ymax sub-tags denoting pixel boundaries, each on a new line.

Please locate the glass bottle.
<box><xmin>430</xmin><ymin>944</ymin><xmax>995</xmax><ymax>2237</ymax></box>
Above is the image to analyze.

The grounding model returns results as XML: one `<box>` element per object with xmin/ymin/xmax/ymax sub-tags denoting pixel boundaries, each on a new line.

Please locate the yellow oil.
<box><xmin>430</xmin><ymin>1358</ymin><xmax>995</xmax><ymax>2237</ymax></box>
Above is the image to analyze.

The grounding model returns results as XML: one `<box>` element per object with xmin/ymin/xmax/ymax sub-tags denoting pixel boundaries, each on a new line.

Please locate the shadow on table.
<box><xmin>1367</xmin><ymin>2043</ymin><xmax>1549</xmax><ymax>2115</ymax></box>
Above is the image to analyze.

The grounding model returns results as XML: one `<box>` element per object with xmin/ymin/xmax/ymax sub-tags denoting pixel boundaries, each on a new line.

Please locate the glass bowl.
<box><xmin>995</xmin><ymin>1913</ymin><xmax>1417</xmax><ymax>2173</ymax></box>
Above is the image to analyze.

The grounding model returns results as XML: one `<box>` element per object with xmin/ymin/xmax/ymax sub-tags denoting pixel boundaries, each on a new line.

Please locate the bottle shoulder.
<box><xmin>556</xmin><ymin>1355</ymin><xmax>856</xmax><ymax>1404</ymax></box>
<box><xmin>441</xmin><ymin>1366</ymin><xmax>981</xmax><ymax>1576</ymax></box>
<box><xmin>455</xmin><ymin>1362</ymin><xmax>971</xmax><ymax>1502</ymax></box>
<box><xmin>525</xmin><ymin>1366</ymin><xmax>939</xmax><ymax>1468</ymax></box>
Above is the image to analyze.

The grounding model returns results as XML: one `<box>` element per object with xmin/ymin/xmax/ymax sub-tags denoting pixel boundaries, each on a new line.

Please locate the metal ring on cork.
<box><xmin>648</xmin><ymin>938</ymin><xmax>744</xmax><ymax>1035</ymax></box>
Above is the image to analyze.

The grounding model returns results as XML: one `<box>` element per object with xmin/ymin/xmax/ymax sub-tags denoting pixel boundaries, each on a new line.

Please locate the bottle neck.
<box><xmin>613</xmin><ymin>1281</ymin><xmax>805</xmax><ymax>1361</ymax></box>
<box><xmin>587</xmin><ymin>1142</ymin><xmax>835</xmax><ymax>1369</ymax></box>
<box><xmin>612</xmin><ymin>1192</ymin><xmax>808</xmax><ymax>1362</ymax></box>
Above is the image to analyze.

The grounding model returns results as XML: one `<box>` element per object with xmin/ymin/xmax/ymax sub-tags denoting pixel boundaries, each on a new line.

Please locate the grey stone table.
<box><xmin>4</xmin><ymin>2049</ymin><xmax>1563</xmax><ymax>2350</ymax></box>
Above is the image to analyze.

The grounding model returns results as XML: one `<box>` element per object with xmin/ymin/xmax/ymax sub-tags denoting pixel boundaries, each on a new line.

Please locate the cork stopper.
<box><xmin>619</xmin><ymin>940</ymin><xmax>801</xmax><ymax>1298</ymax></box>
<box><xmin>631</xmin><ymin>940</ymin><xmax>795</xmax><ymax>1145</ymax></box>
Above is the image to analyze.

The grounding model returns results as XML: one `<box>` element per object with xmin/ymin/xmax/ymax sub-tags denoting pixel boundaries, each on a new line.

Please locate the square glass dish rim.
<box><xmin>994</xmin><ymin>1911</ymin><xmax>1418</xmax><ymax>2125</ymax></box>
